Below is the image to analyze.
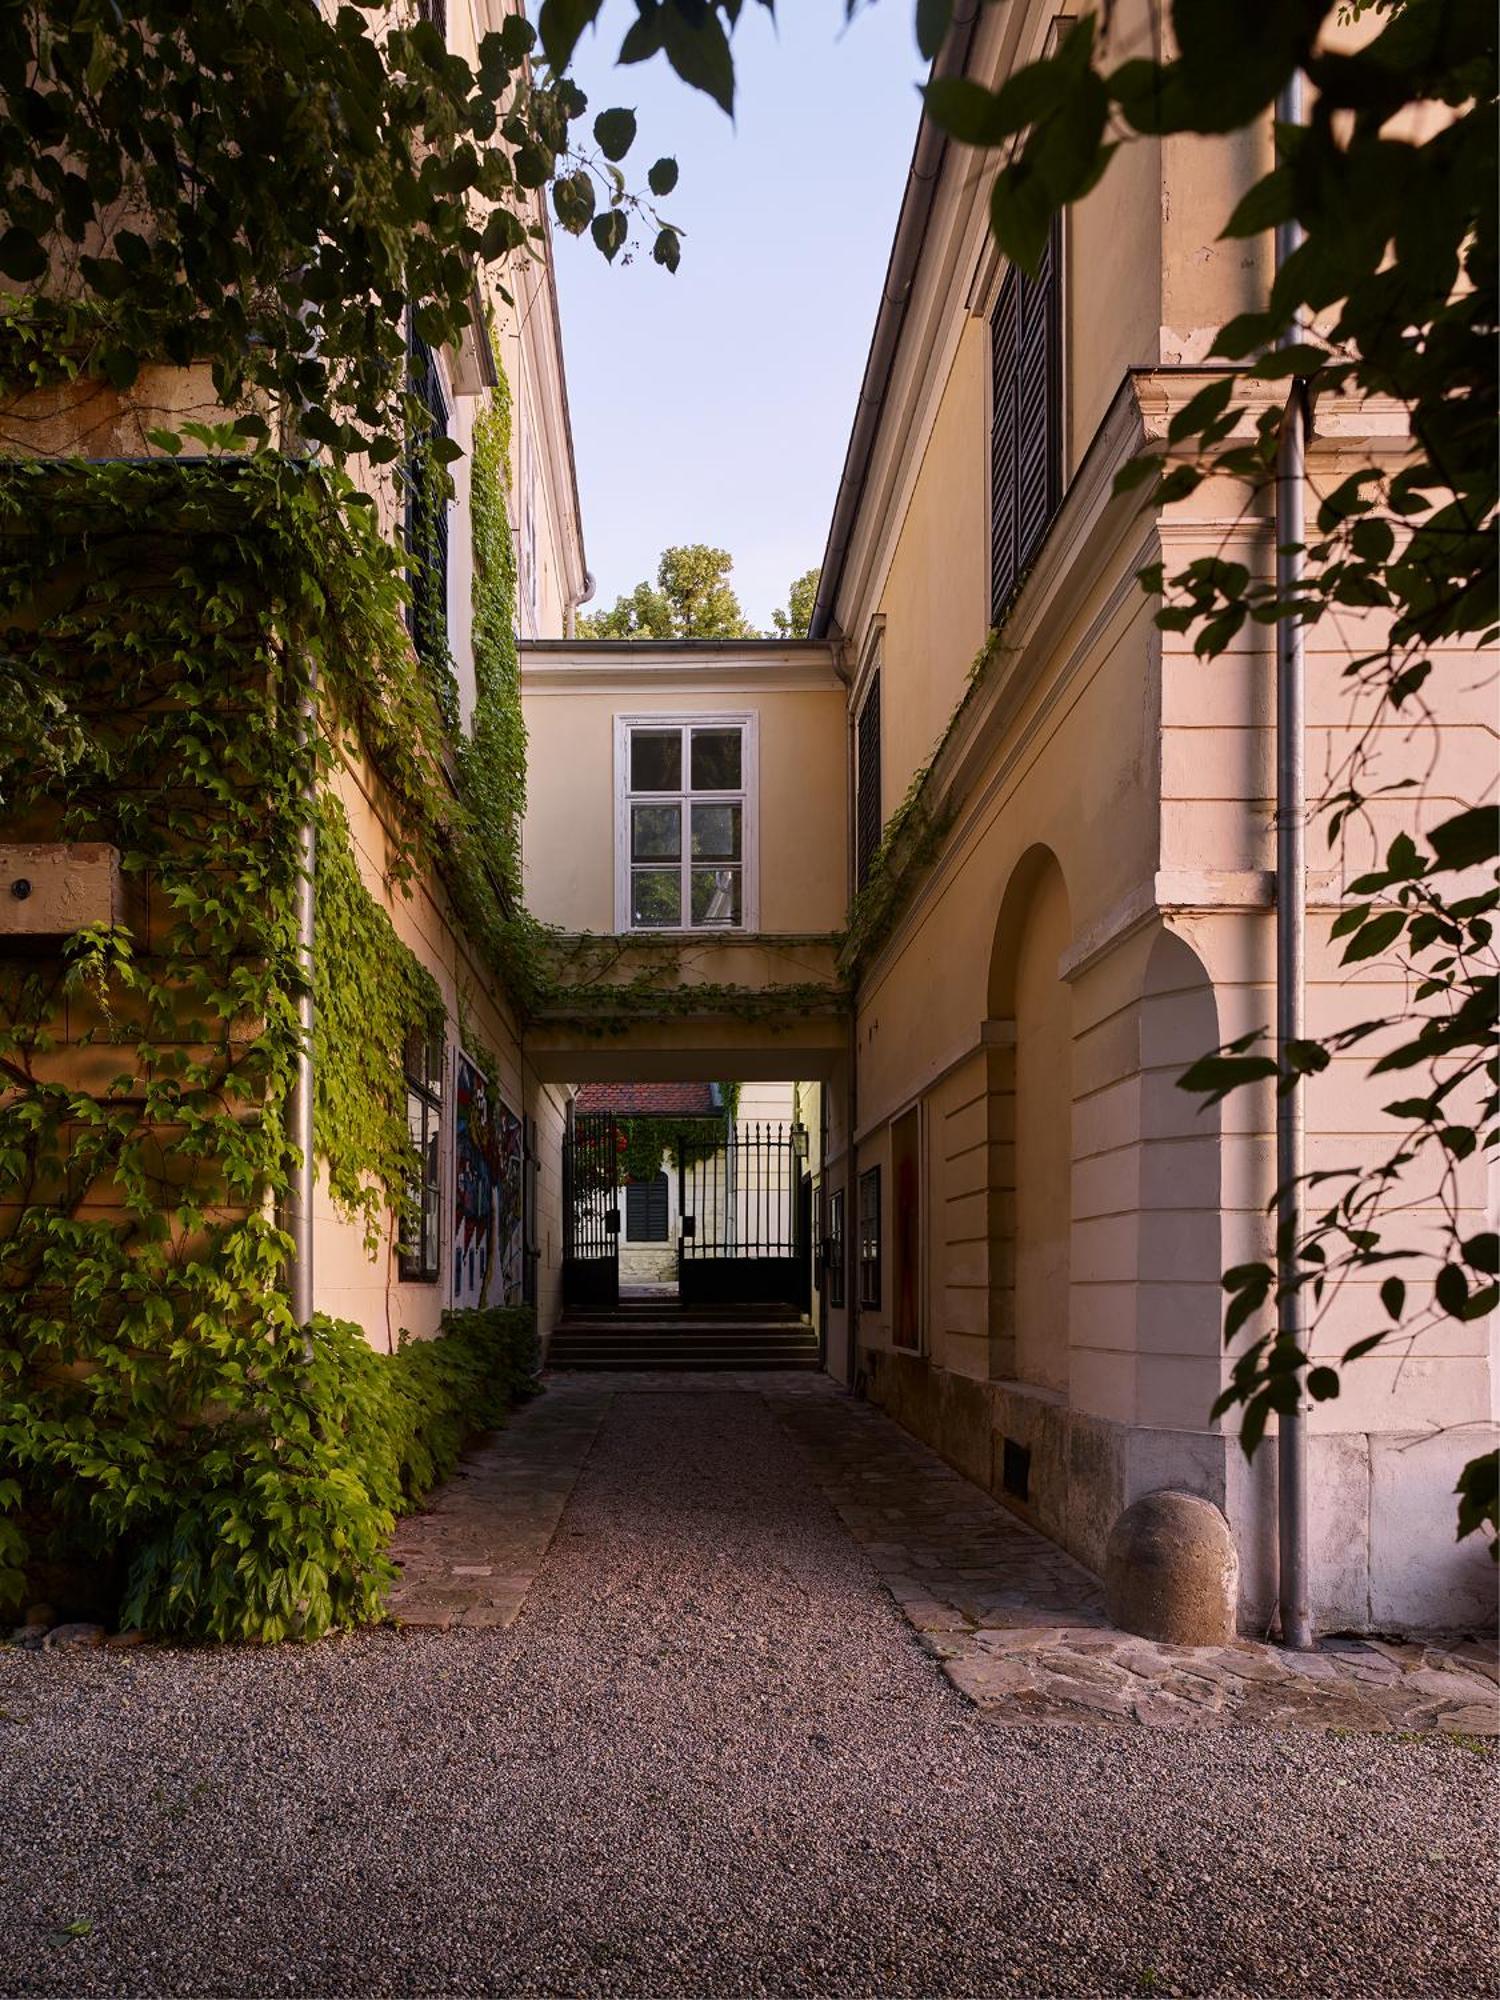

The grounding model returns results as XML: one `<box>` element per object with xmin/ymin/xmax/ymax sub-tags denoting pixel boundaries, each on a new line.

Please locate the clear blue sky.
<box><xmin>552</xmin><ymin>1</ymin><xmax>928</xmax><ymax>631</ymax></box>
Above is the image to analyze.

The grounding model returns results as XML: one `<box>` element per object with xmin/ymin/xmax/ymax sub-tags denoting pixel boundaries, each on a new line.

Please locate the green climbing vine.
<box><xmin>0</xmin><ymin>443</ymin><xmax>538</xmax><ymax>1639</ymax></box>
<box><xmin>314</xmin><ymin>794</ymin><xmax>445</xmax><ymax>1252</ymax></box>
<box><xmin>458</xmin><ymin>374</ymin><xmax>527</xmax><ymax>914</ymax></box>
<box><xmin>840</xmin><ymin>626</ymin><xmax>1006</xmax><ymax>975</ymax></box>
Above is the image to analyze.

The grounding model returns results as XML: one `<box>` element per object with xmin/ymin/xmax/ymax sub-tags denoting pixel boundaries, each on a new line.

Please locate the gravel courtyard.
<box><xmin>1</xmin><ymin>1386</ymin><xmax>1495</xmax><ymax>1999</ymax></box>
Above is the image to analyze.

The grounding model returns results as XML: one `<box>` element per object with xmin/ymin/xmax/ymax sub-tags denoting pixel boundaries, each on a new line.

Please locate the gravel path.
<box><xmin>2</xmin><ymin>1387</ymin><xmax>1495</xmax><ymax>1998</ymax></box>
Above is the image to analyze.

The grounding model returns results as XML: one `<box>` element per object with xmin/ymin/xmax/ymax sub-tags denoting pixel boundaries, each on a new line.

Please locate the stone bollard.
<box><xmin>1105</xmin><ymin>1490</ymin><xmax>1238</xmax><ymax>1646</ymax></box>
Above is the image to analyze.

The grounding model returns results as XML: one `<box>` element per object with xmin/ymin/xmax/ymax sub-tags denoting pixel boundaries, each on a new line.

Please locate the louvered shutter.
<box><xmin>625</xmin><ymin>1171</ymin><xmax>669</xmax><ymax>1243</ymax></box>
<box><xmin>990</xmin><ymin>218</ymin><xmax>1061</xmax><ymax>623</ymax></box>
<box><xmin>1015</xmin><ymin>222</ymin><xmax>1060</xmax><ymax>575</ymax></box>
<box><xmin>989</xmin><ymin>267</ymin><xmax>1021</xmax><ymax>622</ymax></box>
<box><xmin>855</xmin><ymin>671</ymin><xmax>882</xmax><ymax>890</ymax></box>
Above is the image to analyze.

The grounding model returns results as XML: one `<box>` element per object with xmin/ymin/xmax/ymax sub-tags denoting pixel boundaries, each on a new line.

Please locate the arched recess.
<box><xmin>1137</xmin><ymin>927</ymin><xmax>1223</xmax><ymax>1429</ymax></box>
<box><xmin>985</xmin><ymin>847</ymin><xmax>1072</xmax><ymax>1393</ymax></box>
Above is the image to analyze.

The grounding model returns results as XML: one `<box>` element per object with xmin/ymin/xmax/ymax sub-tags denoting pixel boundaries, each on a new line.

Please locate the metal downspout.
<box><xmin>1273</xmin><ymin>71</ymin><xmax>1312</xmax><ymax>1649</ymax></box>
<box><xmin>287</xmin><ymin>663</ymin><xmax>319</xmax><ymax>1338</ymax></box>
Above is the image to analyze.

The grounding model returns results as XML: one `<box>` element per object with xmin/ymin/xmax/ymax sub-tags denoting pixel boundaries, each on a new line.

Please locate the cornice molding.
<box><xmin>520</xmin><ymin>641</ymin><xmax>843</xmax><ymax>695</ymax></box>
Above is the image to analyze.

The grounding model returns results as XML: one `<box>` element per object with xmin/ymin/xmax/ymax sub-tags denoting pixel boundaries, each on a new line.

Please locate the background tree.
<box><xmin>771</xmin><ymin>566</ymin><xmax>821</xmax><ymax>640</ymax></box>
<box><xmin>578</xmin><ymin>543</ymin><xmax>757</xmax><ymax>638</ymax></box>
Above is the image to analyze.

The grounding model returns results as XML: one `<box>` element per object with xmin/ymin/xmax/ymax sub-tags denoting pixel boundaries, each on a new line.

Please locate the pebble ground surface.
<box><xmin>2</xmin><ymin>1384</ymin><xmax>1496</xmax><ymax>1999</ymax></box>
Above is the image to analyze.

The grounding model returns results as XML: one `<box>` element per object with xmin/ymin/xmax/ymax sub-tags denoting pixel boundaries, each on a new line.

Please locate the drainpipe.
<box><xmin>1273</xmin><ymin>69</ymin><xmax>1312</xmax><ymax>1650</ymax></box>
<box><xmin>564</xmin><ymin>568</ymin><xmax>596</xmax><ymax>639</ymax></box>
<box><xmin>286</xmin><ymin>662</ymin><xmax>318</xmax><ymax>1337</ymax></box>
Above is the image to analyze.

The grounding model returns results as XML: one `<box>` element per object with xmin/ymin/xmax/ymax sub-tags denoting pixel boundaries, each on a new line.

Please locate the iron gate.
<box><xmin>562</xmin><ymin>1112</ymin><xmax>620</xmax><ymax>1309</ymax></box>
<box><xmin>677</xmin><ymin>1120</ymin><xmax>810</xmax><ymax>1310</ymax></box>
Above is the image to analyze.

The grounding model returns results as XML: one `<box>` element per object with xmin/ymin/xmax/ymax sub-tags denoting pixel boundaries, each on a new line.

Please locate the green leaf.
<box><xmin>647</xmin><ymin>156</ymin><xmax>679</xmax><ymax>197</ymax></box>
<box><xmin>593</xmin><ymin>107</ymin><xmax>637</xmax><ymax>161</ymax></box>
<box><xmin>1221</xmin><ymin>166</ymin><xmax>1295</xmax><ymax>239</ymax></box>
<box><xmin>988</xmin><ymin>160</ymin><xmax>1055</xmax><ymax>275</ymax></box>
<box><xmin>591</xmin><ymin>211</ymin><xmax>628</xmax><ymax>263</ymax></box>
<box><xmin>660</xmin><ymin>4</ymin><xmax>735</xmax><ymax>116</ymax></box>
<box><xmin>923</xmin><ymin>78</ymin><xmax>1015</xmax><ymax>148</ymax></box>
<box><xmin>915</xmin><ymin>0</ymin><xmax>955</xmax><ymax>61</ymax></box>
<box><xmin>552</xmin><ymin>171</ymin><xmax>596</xmax><ymax>236</ymax></box>
<box><xmin>538</xmin><ymin>0</ymin><xmax>600</xmax><ymax>73</ymax></box>
<box><xmin>652</xmin><ymin>225</ymin><xmax>682</xmax><ymax>274</ymax></box>
<box><xmin>0</xmin><ymin>226</ymin><xmax>46</xmax><ymax>280</ymax></box>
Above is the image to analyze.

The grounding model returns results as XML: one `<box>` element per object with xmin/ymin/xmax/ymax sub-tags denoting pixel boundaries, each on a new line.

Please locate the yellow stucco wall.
<box><xmin>520</xmin><ymin>661</ymin><xmax>849</xmax><ymax>938</ymax></box>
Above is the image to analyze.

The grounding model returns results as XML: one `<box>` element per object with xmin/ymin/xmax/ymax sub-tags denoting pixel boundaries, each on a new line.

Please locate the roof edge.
<box><xmin>807</xmin><ymin>1</ymin><xmax>984</xmax><ymax>642</ymax></box>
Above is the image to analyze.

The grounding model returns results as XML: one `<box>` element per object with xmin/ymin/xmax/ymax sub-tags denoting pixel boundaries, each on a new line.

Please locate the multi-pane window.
<box><xmin>826</xmin><ymin>1187</ymin><xmax>846</xmax><ymax>1309</ymax></box>
<box><xmin>855</xmin><ymin>671</ymin><xmax>882</xmax><ymax>891</ymax></box>
<box><xmin>620</xmin><ymin>718</ymin><xmax>751</xmax><ymax>931</ymax></box>
<box><xmin>405</xmin><ymin>328</ymin><xmax>450</xmax><ymax>674</ymax></box>
<box><xmin>990</xmin><ymin>217</ymin><xmax>1062</xmax><ymax>623</ymax></box>
<box><xmin>858</xmin><ymin>1166</ymin><xmax>881</xmax><ymax>1310</ymax></box>
<box><xmin>398</xmin><ymin>1027</ymin><xmax>443</xmax><ymax>1282</ymax></box>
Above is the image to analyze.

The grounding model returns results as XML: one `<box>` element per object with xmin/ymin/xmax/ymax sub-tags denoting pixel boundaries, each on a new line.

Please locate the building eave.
<box><xmin>807</xmin><ymin>1</ymin><xmax>984</xmax><ymax>642</ymax></box>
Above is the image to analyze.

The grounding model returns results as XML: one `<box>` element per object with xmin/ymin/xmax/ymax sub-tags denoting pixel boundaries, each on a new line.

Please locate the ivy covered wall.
<box><xmin>0</xmin><ymin>367</ymin><xmax>540</xmax><ymax>1636</ymax></box>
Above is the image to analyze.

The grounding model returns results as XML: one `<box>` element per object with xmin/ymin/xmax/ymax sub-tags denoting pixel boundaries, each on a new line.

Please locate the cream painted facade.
<box><xmin>520</xmin><ymin>641</ymin><xmax>849</xmax><ymax>938</ymax></box>
<box><xmin>803</xmin><ymin>0</ymin><xmax>1495</xmax><ymax>1634</ymax></box>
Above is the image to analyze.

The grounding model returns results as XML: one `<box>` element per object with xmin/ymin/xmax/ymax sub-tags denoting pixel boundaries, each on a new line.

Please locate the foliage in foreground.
<box><xmin>914</xmin><ymin>0</ymin><xmax>1497</xmax><ymax>1547</ymax></box>
<box><xmin>3</xmin><ymin>1304</ymin><xmax>539</xmax><ymax>1644</ymax></box>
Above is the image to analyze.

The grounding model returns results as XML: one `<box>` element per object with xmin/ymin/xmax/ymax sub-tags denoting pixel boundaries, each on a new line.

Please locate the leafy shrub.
<box><xmin>1</xmin><ymin>1306</ymin><xmax>539</xmax><ymax>1644</ymax></box>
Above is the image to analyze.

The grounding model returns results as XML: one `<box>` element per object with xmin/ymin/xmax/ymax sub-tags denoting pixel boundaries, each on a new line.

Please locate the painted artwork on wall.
<box><xmin>496</xmin><ymin>1103</ymin><xmax>525</xmax><ymax>1305</ymax></box>
<box><xmin>452</xmin><ymin>1050</ymin><xmax>526</xmax><ymax>1311</ymax></box>
<box><xmin>452</xmin><ymin>1051</ymin><xmax>498</xmax><ymax>1310</ymax></box>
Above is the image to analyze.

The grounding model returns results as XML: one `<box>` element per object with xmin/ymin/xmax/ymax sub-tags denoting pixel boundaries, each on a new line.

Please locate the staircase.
<box><xmin>546</xmin><ymin>1300</ymin><xmax>821</xmax><ymax>1372</ymax></box>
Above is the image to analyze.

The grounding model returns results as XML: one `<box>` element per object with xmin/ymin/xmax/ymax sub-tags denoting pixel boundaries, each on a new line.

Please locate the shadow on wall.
<box><xmin>986</xmin><ymin>845</ymin><xmax>1072</xmax><ymax>1397</ymax></box>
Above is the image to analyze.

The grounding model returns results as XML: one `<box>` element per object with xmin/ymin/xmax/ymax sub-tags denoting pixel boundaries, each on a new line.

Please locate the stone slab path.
<box><xmin>760</xmin><ymin>1377</ymin><xmax>1500</xmax><ymax>1736</ymax></box>
<box><xmin>395</xmin><ymin>1369</ymin><xmax>1499</xmax><ymax>1734</ymax></box>
<box><xmin>386</xmin><ymin>1381</ymin><xmax>612</xmax><ymax>1630</ymax></box>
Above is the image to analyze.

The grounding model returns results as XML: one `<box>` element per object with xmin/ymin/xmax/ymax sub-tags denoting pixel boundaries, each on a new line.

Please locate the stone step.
<box><xmin>547</xmin><ymin>1351</ymin><xmax>823</xmax><ymax>1373</ymax></box>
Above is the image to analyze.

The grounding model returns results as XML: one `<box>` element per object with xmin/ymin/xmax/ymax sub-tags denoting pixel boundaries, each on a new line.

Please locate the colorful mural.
<box><xmin>497</xmin><ymin>1102</ymin><xmax>525</xmax><ymax>1304</ymax></box>
<box><xmin>452</xmin><ymin>1052</ymin><xmax>497</xmax><ymax>1309</ymax></box>
<box><xmin>453</xmin><ymin>1050</ymin><xmax>526</xmax><ymax>1310</ymax></box>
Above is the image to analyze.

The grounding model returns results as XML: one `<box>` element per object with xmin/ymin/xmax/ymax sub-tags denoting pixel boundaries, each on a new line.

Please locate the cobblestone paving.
<box><xmin>762</xmin><ymin>1376</ymin><xmax>1500</xmax><ymax>1736</ymax></box>
<box><xmin>386</xmin><ymin>1380</ymin><xmax>612</xmax><ymax>1630</ymax></box>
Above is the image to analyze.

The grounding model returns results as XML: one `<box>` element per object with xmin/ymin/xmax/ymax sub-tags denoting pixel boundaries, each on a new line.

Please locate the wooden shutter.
<box><xmin>990</xmin><ymin>218</ymin><xmax>1061</xmax><ymax>624</ymax></box>
<box><xmin>855</xmin><ymin>671</ymin><xmax>882</xmax><ymax>890</ymax></box>
<box><xmin>626</xmin><ymin>1171</ymin><xmax>669</xmax><ymax>1243</ymax></box>
<box><xmin>989</xmin><ymin>268</ymin><xmax>1021</xmax><ymax>621</ymax></box>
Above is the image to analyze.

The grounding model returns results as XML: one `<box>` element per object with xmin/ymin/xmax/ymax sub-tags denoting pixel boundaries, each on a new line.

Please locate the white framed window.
<box><xmin>613</xmin><ymin>713</ymin><xmax>759</xmax><ymax>933</ymax></box>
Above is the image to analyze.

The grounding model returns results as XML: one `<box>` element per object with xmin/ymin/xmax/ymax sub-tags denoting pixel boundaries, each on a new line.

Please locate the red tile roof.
<box><xmin>575</xmin><ymin>1081</ymin><xmax>721</xmax><ymax>1118</ymax></box>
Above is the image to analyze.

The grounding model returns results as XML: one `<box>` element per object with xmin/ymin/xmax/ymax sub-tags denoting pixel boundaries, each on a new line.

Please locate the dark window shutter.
<box><xmin>989</xmin><ymin>268</ymin><xmax>1021</xmax><ymax>621</ymax></box>
<box><xmin>406</xmin><ymin>329</ymin><xmax>450</xmax><ymax>672</ymax></box>
<box><xmin>990</xmin><ymin>218</ymin><xmax>1061</xmax><ymax>624</ymax></box>
<box><xmin>626</xmin><ymin>1171</ymin><xmax>669</xmax><ymax>1242</ymax></box>
<box><xmin>855</xmin><ymin>671</ymin><xmax>882</xmax><ymax>890</ymax></box>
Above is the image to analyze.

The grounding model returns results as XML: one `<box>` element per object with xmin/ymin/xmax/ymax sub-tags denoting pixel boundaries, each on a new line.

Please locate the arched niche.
<box><xmin>1137</xmin><ymin>926</ymin><xmax>1224</xmax><ymax>1427</ymax></box>
<box><xmin>985</xmin><ymin>846</ymin><xmax>1073</xmax><ymax>1393</ymax></box>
